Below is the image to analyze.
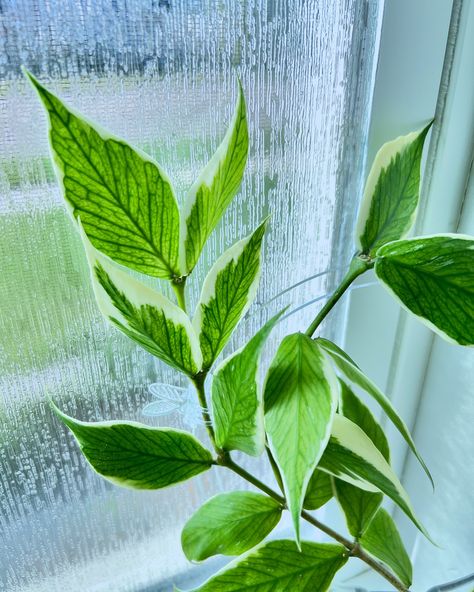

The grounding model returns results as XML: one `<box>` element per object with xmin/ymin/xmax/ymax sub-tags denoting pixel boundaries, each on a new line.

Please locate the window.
<box><xmin>0</xmin><ymin>1</ymin><xmax>382</xmax><ymax>590</ymax></box>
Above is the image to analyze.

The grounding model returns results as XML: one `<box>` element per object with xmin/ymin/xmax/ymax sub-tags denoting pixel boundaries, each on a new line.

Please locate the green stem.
<box><xmin>305</xmin><ymin>255</ymin><xmax>371</xmax><ymax>338</ymax></box>
<box><xmin>192</xmin><ymin>373</ymin><xmax>218</xmax><ymax>450</ymax></box>
<box><xmin>265</xmin><ymin>446</ymin><xmax>284</xmax><ymax>494</ymax></box>
<box><xmin>172</xmin><ymin>278</ymin><xmax>187</xmax><ymax>313</ymax></box>
<box><xmin>221</xmin><ymin>457</ymin><xmax>408</xmax><ymax>592</ymax></box>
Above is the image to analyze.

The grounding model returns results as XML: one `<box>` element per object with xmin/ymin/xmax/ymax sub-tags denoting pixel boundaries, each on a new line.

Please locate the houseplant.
<box><xmin>24</xmin><ymin>68</ymin><xmax>474</xmax><ymax>591</ymax></box>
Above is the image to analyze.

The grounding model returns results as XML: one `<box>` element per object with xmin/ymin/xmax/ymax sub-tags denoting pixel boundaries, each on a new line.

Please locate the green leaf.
<box><xmin>303</xmin><ymin>469</ymin><xmax>333</xmax><ymax>510</ymax></box>
<box><xmin>52</xmin><ymin>404</ymin><xmax>213</xmax><ymax>489</ymax></box>
<box><xmin>333</xmin><ymin>380</ymin><xmax>388</xmax><ymax>538</ymax></box>
<box><xmin>212</xmin><ymin>310</ymin><xmax>284</xmax><ymax>456</ymax></box>
<box><xmin>179</xmin><ymin>540</ymin><xmax>347</xmax><ymax>592</ymax></box>
<box><xmin>317</xmin><ymin>337</ymin><xmax>433</xmax><ymax>487</ymax></box>
<box><xmin>339</xmin><ymin>379</ymin><xmax>390</xmax><ymax>461</ymax></box>
<box><xmin>360</xmin><ymin>508</ymin><xmax>413</xmax><ymax>587</ymax></box>
<box><xmin>24</xmin><ymin>69</ymin><xmax>181</xmax><ymax>279</ymax></box>
<box><xmin>194</xmin><ymin>221</ymin><xmax>267</xmax><ymax>370</ymax></box>
<box><xmin>355</xmin><ymin>123</ymin><xmax>432</xmax><ymax>257</ymax></box>
<box><xmin>375</xmin><ymin>234</ymin><xmax>474</xmax><ymax>346</ymax></box>
<box><xmin>319</xmin><ymin>414</ymin><xmax>432</xmax><ymax>542</ymax></box>
<box><xmin>81</xmin><ymin>226</ymin><xmax>202</xmax><ymax>376</ymax></box>
<box><xmin>181</xmin><ymin>82</ymin><xmax>248</xmax><ymax>273</ymax></box>
<box><xmin>181</xmin><ymin>491</ymin><xmax>282</xmax><ymax>561</ymax></box>
<box><xmin>264</xmin><ymin>334</ymin><xmax>338</xmax><ymax>544</ymax></box>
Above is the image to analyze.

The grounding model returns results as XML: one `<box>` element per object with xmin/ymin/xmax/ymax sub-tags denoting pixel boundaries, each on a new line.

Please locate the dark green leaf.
<box><xmin>181</xmin><ymin>491</ymin><xmax>282</xmax><ymax>561</ymax></box>
<box><xmin>334</xmin><ymin>482</ymin><xmax>382</xmax><ymax>540</ymax></box>
<box><xmin>81</xmin><ymin>228</ymin><xmax>202</xmax><ymax>376</ymax></box>
<box><xmin>181</xmin><ymin>82</ymin><xmax>248</xmax><ymax>274</ymax></box>
<box><xmin>24</xmin><ymin>69</ymin><xmax>181</xmax><ymax>279</ymax></box>
<box><xmin>333</xmin><ymin>380</ymin><xmax>388</xmax><ymax>538</ymax></box>
<box><xmin>303</xmin><ymin>469</ymin><xmax>333</xmax><ymax>510</ymax></box>
<box><xmin>179</xmin><ymin>540</ymin><xmax>347</xmax><ymax>592</ymax></box>
<box><xmin>360</xmin><ymin>508</ymin><xmax>413</xmax><ymax>587</ymax></box>
<box><xmin>212</xmin><ymin>311</ymin><xmax>284</xmax><ymax>456</ymax></box>
<box><xmin>317</xmin><ymin>338</ymin><xmax>432</xmax><ymax>486</ymax></box>
<box><xmin>356</xmin><ymin>123</ymin><xmax>431</xmax><ymax>257</ymax></box>
<box><xmin>52</xmin><ymin>405</ymin><xmax>213</xmax><ymax>489</ymax></box>
<box><xmin>375</xmin><ymin>234</ymin><xmax>474</xmax><ymax>345</ymax></box>
<box><xmin>194</xmin><ymin>221</ymin><xmax>267</xmax><ymax>369</ymax></box>
<box><xmin>264</xmin><ymin>334</ymin><xmax>338</xmax><ymax>543</ymax></box>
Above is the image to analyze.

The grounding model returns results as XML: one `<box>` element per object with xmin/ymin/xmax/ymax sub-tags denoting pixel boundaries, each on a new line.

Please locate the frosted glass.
<box><xmin>0</xmin><ymin>1</ymin><xmax>382</xmax><ymax>590</ymax></box>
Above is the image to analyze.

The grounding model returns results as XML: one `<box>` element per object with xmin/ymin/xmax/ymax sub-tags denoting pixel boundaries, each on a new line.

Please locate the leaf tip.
<box><xmin>21</xmin><ymin>66</ymin><xmax>44</xmax><ymax>94</ymax></box>
<box><xmin>48</xmin><ymin>400</ymin><xmax>74</xmax><ymax>431</ymax></box>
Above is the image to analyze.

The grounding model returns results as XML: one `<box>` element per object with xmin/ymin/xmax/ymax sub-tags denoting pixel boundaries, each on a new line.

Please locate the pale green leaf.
<box><xmin>264</xmin><ymin>334</ymin><xmax>338</xmax><ymax>544</ymax></box>
<box><xmin>181</xmin><ymin>491</ymin><xmax>282</xmax><ymax>561</ymax></box>
<box><xmin>212</xmin><ymin>310</ymin><xmax>284</xmax><ymax>456</ymax></box>
<box><xmin>303</xmin><ymin>469</ymin><xmax>333</xmax><ymax>510</ymax></box>
<box><xmin>181</xmin><ymin>82</ymin><xmax>248</xmax><ymax>273</ymax></box>
<box><xmin>194</xmin><ymin>221</ymin><xmax>267</xmax><ymax>369</ymax></box>
<box><xmin>179</xmin><ymin>540</ymin><xmax>347</xmax><ymax>592</ymax></box>
<box><xmin>333</xmin><ymin>380</ymin><xmax>388</xmax><ymax>538</ymax></box>
<box><xmin>52</xmin><ymin>404</ymin><xmax>213</xmax><ymax>489</ymax></box>
<box><xmin>24</xmin><ymin>69</ymin><xmax>181</xmax><ymax>279</ymax></box>
<box><xmin>375</xmin><ymin>234</ymin><xmax>474</xmax><ymax>346</ymax></box>
<box><xmin>81</xmin><ymin>227</ymin><xmax>202</xmax><ymax>375</ymax></box>
<box><xmin>360</xmin><ymin>508</ymin><xmax>413</xmax><ymax>587</ymax></box>
<box><xmin>339</xmin><ymin>379</ymin><xmax>390</xmax><ymax>461</ymax></box>
<box><xmin>356</xmin><ymin>123</ymin><xmax>432</xmax><ymax>257</ymax></box>
<box><xmin>319</xmin><ymin>414</ymin><xmax>432</xmax><ymax>542</ymax></box>
<box><xmin>317</xmin><ymin>337</ymin><xmax>432</xmax><ymax>486</ymax></box>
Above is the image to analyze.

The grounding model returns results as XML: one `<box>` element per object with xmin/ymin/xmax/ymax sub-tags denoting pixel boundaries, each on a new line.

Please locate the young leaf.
<box><xmin>24</xmin><ymin>69</ymin><xmax>181</xmax><ymax>279</ymax></box>
<box><xmin>333</xmin><ymin>380</ymin><xmax>389</xmax><ymax>538</ymax></box>
<box><xmin>303</xmin><ymin>469</ymin><xmax>334</xmax><ymax>510</ymax></box>
<box><xmin>355</xmin><ymin>123</ymin><xmax>432</xmax><ymax>257</ymax></box>
<box><xmin>81</xmin><ymin>227</ymin><xmax>202</xmax><ymax>376</ymax></box>
<box><xmin>181</xmin><ymin>82</ymin><xmax>248</xmax><ymax>274</ymax></box>
<box><xmin>178</xmin><ymin>540</ymin><xmax>347</xmax><ymax>592</ymax></box>
<box><xmin>317</xmin><ymin>337</ymin><xmax>432</xmax><ymax>487</ymax></box>
<box><xmin>319</xmin><ymin>414</ymin><xmax>431</xmax><ymax>542</ymax></box>
<box><xmin>52</xmin><ymin>404</ymin><xmax>213</xmax><ymax>489</ymax></box>
<box><xmin>360</xmin><ymin>508</ymin><xmax>413</xmax><ymax>587</ymax></box>
<box><xmin>212</xmin><ymin>310</ymin><xmax>284</xmax><ymax>456</ymax></box>
<box><xmin>194</xmin><ymin>221</ymin><xmax>267</xmax><ymax>369</ymax></box>
<box><xmin>375</xmin><ymin>234</ymin><xmax>474</xmax><ymax>346</ymax></box>
<box><xmin>181</xmin><ymin>491</ymin><xmax>282</xmax><ymax>561</ymax></box>
<box><xmin>264</xmin><ymin>334</ymin><xmax>339</xmax><ymax>544</ymax></box>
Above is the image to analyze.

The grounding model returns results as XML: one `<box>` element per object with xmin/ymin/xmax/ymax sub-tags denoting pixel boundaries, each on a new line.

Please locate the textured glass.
<box><xmin>0</xmin><ymin>1</ymin><xmax>381</xmax><ymax>590</ymax></box>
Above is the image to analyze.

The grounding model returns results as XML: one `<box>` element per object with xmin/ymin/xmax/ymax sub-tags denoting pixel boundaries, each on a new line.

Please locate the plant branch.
<box><xmin>221</xmin><ymin>456</ymin><xmax>408</xmax><ymax>592</ymax></box>
<box><xmin>305</xmin><ymin>255</ymin><xmax>371</xmax><ymax>337</ymax></box>
<box><xmin>192</xmin><ymin>373</ymin><xmax>217</xmax><ymax>449</ymax></box>
<box><xmin>265</xmin><ymin>446</ymin><xmax>284</xmax><ymax>494</ymax></box>
<box><xmin>172</xmin><ymin>277</ymin><xmax>187</xmax><ymax>312</ymax></box>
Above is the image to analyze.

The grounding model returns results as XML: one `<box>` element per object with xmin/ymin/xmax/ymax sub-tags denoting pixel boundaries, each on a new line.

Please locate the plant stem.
<box><xmin>172</xmin><ymin>278</ymin><xmax>187</xmax><ymax>312</ymax></box>
<box><xmin>223</xmin><ymin>456</ymin><xmax>286</xmax><ymax>504</ymax></box>
<box><xmin>305</xmin><ymin>255</ymin><xmax>371</xmax><ymax>338</ymax></box>
<box><xmin>265</xmin><ymin>446</ymin><xmax>284</xmax><ymax>494</ymax></box>
<box><xmin>221</xmin><ymin>457</ymin><xmax>408</xmax><ymax>592</ymax></box>
<box><xmin>192</xmin><ymin>372</ymin><xmax>217</xmax><ymax>449</ymax></box>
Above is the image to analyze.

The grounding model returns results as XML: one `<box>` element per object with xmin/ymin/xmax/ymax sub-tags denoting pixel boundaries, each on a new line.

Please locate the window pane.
<box><xmin>0</xmin><ymin>1</ymin><xmax>382</xmax><ymax>589</ymax></box>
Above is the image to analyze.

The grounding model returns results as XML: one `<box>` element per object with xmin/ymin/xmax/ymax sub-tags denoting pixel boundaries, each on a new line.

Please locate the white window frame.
<box><xmin>342</xmin><ymin>0</ymin><xmax>474</xmax><ymax>587</ymax></box>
